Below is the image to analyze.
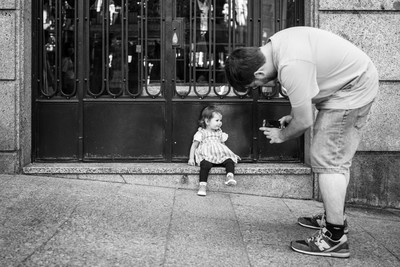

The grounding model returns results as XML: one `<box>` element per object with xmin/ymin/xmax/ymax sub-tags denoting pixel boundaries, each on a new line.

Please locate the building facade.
<box><xmin>0</xmin><ymin>0</ymin><xmax>399</xmax><ymax>208</ymax></box>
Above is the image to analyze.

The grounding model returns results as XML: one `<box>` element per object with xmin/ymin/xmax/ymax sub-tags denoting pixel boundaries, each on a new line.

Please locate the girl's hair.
<box><xmin>224</xmin><ymin>47</ymin><xmax>266</xmax><ymax>92</ymax></box>
<box><xmin>198</xmin><ymin>105</ymin><xmax>222</xmax><ymax>129</ymax></box>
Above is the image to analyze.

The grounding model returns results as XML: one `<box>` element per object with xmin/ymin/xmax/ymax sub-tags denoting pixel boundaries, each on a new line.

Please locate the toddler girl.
<box><xmin>188</xmin><ymin>105</ymin><xmax>241</xmax><ymax>196</ymax></box>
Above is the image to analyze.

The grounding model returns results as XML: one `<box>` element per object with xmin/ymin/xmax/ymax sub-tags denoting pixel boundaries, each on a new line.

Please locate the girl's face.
<box><xmin>205</xmin><ymin>112</ymin><xmax>222</xmax><ymax>131</ymax></box>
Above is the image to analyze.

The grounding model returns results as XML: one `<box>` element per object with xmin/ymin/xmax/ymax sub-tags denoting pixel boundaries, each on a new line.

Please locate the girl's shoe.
<box><xmin>197</xmin><ymin>182</ymin><xmax>207</xmax><ymax>196</ymax></box>
<box><xmin>224</xmin><ymin>173</ymin><xmax>237</xmax><ymax>186</ymax></box>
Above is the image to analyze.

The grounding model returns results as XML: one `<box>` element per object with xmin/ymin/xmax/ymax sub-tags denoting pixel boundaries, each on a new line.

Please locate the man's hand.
<box><xmin>188</xmin><ymin>159</ymin><xmax>195</xmax><ymax>166</ymax></box>
<box><xmin>262</xmin><ymin>100</ymin><xmax>313</xmax><ymax>143</ymax></box>
<box><xmin>279</xmin><ymin>115</ymin><xmax>293</xmax><ymax>126</ymax></box>
<box><xmin>259</xmin><ymin>127</ymin><xmax>284</xmax><ymax>144</ymax></box>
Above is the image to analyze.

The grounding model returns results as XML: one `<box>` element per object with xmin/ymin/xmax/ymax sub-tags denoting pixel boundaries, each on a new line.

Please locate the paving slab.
<box><xmin>231</xmin><ymin>195</ymin><xmax>331</xmax><ymax>266</ymax></box>
<box><xmin>22</xmin><ymin>183</ymin><xmax>175</xmax><ymax>266</ymax></box>
<box><xmin>164</xmin><ymin>190</ymin><xmax>250</xmax><ymax>267</ymax></box>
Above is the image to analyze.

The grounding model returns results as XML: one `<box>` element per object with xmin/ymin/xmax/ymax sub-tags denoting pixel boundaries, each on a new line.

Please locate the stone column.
<box><xmin>0</xmin><ymin>0</ymin><xmax>31</xmax><ymax>173</ymax></box>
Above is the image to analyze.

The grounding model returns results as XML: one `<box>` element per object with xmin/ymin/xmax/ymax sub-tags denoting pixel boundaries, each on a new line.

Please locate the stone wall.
<box><xmin>312</xmin><ymin>0</ymin><xmax>400</xmax><ymax>208</ymax></box>
<box><xmin>0</xmin><ymin>0</ymin><xmax>31</xmax><ymax>173</ymax></box>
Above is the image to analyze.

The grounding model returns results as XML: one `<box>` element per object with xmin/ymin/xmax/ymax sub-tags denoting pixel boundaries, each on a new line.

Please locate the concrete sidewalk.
<box><xmin>0</xmin><ymin>175</ymin><xmax>399</xmax><ymax>267</ymax></box>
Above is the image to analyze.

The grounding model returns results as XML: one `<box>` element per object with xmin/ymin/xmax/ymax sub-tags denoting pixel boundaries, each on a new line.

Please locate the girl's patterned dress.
<box><xmin>194</xmin><ymin>128</ymin><xmax>241</xmax><ymax>165</ymax></box>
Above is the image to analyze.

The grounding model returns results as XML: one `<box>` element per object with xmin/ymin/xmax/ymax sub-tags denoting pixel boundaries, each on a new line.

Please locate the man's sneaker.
<box><xmin>197</xmin><ymin>182</ymin><xmax>207</xmax><ymax>196</ymax></box>
<box><xmin>291</xmin><ymin>228</ymin><xmax>350</xmax><ymax>258</ymax></box>
<box><xmin>298</xmin><ymin>213</ymin><xmax>349</xmax><ymax>234</ymax></box>
<box><xmin>224</xmin><ymin>173</ymin><xmax>237</xmax><ymax>186</ymax></box>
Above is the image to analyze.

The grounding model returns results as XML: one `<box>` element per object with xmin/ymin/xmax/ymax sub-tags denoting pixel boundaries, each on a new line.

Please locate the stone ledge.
<box><xmin>23</xmin><ymin>162</ymin><xmax>311</xmax><ymax>175</ymax></box>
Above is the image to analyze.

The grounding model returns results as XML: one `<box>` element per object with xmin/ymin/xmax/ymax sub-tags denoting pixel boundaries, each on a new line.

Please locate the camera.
<box><xmin>262</xmin><ymin>119</ymin><xmax>287</xmax><ymax>128</ymax></box>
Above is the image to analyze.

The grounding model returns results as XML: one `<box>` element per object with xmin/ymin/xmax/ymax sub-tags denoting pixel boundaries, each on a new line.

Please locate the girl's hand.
<box><xmin>188</xmin><ymin>159</ymin><xmax>195</xmax><ymax>166</ymax></box>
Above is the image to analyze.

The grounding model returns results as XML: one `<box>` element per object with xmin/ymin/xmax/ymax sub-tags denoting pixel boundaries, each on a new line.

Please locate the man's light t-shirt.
<box><xmin>269</xmin><ymin>27</ymin><xmax>379</xmax><ymax>109</ymax></box>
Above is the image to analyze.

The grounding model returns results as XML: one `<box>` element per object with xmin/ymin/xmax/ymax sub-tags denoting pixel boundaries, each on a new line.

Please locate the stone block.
<box><xmin>0</xmin><ymin>0</ymin><xmax>16</xmax><ymax>9</ymax></box>
<box><xmin>22</xmin><ymin>162</ymin><xmax>313</xmax><ymax>199</ymax></box>
<box><xmin>348</xmin><ymin>153</ymin><xmax>389</xmax><ymax>207</ymax></box>
<box><xmin>0</xmin><ymin>11</ymin><xmax>16</xmax><ymax>80</ymax></box>
<box><xmin>359</xmin><ymin>82</ymin><xmax>400</xmax><ymax>151</ymax></box>
<box><xmin>347</xmin><ymin>152</ymin><xmax>400</xmax><ymax>208</ymax></box>
<box><xmin>319</xmin><ymin>13</ymin><xmax>400</xmax><ymax>80</ymax></box>
<box><xmin>319</xmin><ymin>0</ymin><xmax>400</xmax><ymax>10</ymax></box>
<box><xmin>387</xmin><ymin>162</ymin><xmax>400</xmax><ymax>209</ymax></box>
<box><xmin>0</xmin><ymin>152</ymin><xmax>18</xmax><ymax>173</ymax></box>
<box><xmin>0</xmin><ymin>82</ymin><xmax>16</xmax><ymax>150</ymax></box>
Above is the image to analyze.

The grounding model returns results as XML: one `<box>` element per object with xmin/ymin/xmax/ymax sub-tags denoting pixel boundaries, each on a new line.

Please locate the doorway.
<box><xmin>32</xmin><ymin>0</ymin><xmax>304</xmax><ymax>162</ymax></box>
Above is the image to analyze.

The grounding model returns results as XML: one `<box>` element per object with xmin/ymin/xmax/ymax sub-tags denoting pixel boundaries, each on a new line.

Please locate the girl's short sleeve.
<box><xmin>193</xmin><ymin>131</ymin><xmax>203</xmax><ymax>142</ymax></box>
<box><xmin>221</xmin><ymin>132</ymin><xmax>228</xmax><ymax>142</ymax></box>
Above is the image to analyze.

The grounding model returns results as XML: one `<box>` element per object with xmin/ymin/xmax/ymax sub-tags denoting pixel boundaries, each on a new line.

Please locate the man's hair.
<box><xmin>224</xmin><ymin>47</ymin><xmax>266</xmax><ymax>92</ymax></box>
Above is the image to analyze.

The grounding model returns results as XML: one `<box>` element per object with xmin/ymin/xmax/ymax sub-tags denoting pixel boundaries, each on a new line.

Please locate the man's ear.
<box><xmin>254</xmin><ymin>69</ymin><xmax>266</xmax><ymax>79</ymax></box>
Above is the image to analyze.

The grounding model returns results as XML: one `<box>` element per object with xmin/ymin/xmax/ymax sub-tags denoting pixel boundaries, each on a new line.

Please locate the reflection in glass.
<box><xmin>88</xmin><ymin>0</ymin><xmax>124</xmax><ymax>97</ymax></box>
<box><xmin>260</xmin><ymin>0</ymin><xmax>275</xmax><ymax>45</ymax></box>
<box><xmin>87</xmin><ymin>0</ymin><xmax>162</xmax><ymax>98</ymax></box>
<box><xmin>108</xmin><ymin>33</ymin><xmax>123</xmax><ymax>96</ymax></box>
<box><xmin>127</xmin><ymin>5</ymin><xmax>140</xmax><ymax>97</ymax></box>
<box><xmin>174</xmin><ymin>0</ymin><xmax>249</xmax><ymax>98</ymax></box>
<box><xmin>222</xmin><ymin>0</ymin><xmax>248</xmax><ymax>27</ymax></box>
<box><xmin>41</xmin><ymin>0</ymin><xmax>76</xmax><ymax>97</ymax></box>
<box><xmin>38</xmin><ymin>0</ymin><xmax>297</xmax><ymax>100</ymax></box>
<box><xmin>142</xmin><ymin>3</ymin><xmax>162</xmax><ymax>97</ymax></box>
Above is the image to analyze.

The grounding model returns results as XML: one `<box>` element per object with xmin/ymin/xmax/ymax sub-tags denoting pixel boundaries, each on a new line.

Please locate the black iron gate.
<box><xmin>32</xmin><ymin>0</ymin><xmax>304</xmax><ymax>162</ymax></box>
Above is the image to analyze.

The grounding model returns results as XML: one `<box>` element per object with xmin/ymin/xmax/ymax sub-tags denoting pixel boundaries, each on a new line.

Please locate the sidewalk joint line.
<box><xmin>161</xmin><ymin>188</ymin><xmax>177</xmax><ymax>266</ymax></box>
<box><xmin>19</xmin><ymin>204</ymin><xmax>79</xmax><ymax>266</ymax></box>
<box><xmin>229</xmin><ymin>194</ymin><xmax>253</xmax><ymax>267</ymax></box>
<box><xmin>120</xmin><ymin>174</ymin><xmax>127</xmax><ymax>183</ymax></box>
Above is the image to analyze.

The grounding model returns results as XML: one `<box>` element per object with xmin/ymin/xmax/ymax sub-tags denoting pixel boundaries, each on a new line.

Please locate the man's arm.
<box><xmin>280</xmin><ymin>100</ymin><xmax>314</xmax><ymax>141</ymax></box>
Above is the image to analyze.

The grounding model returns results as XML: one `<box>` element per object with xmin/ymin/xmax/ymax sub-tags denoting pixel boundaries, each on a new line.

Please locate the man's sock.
<box><xmin>326</xmin><ymin>222</ymin><xmax>345</xmax><ymax>241</ymax></box>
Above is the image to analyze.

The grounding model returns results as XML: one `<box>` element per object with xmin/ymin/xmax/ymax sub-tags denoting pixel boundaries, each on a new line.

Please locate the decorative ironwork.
<box><xmin>36</xmin><ymin>0</ymin><xmax>303</xmax><ymax>100</ymax></box>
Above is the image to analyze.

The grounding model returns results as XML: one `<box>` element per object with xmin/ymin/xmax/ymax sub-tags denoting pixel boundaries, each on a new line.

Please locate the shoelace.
<box><xmin>312</xmin><ymin>213</ymin><xmax>325</xmax><ymax>227</ymax></box>
<box><xmin>307</xmin><ymin>229</ymin><xmax>324</xmax><ymax>243</ymax></box>
<box><xmin>312</xmin><ymin>213</ymin><xmax>324</xmax><ymax>220</ymax></box>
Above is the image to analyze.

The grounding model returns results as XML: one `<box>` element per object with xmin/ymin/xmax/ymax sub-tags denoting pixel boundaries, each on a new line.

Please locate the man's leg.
<box><xmin>292</xmin><ymin>103</ymin><xmax>374</xmax><ymax>258</ymax></box>
<box><xmin>319</xmin><ymin>173</ymin><xmax>346</xmax><ymax>226</ymax></box>
<box><xmin>298</xmin><ymin>173</ymin><xmax>349</xmax><ymax>232</ymax></box>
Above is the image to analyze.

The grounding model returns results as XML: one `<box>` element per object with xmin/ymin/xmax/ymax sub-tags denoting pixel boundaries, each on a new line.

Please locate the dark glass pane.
<box><xmin>41</xmin><ymin>0</ymin><xmax>76</xmax><ymax>98</ymax></box>
<box><xmin>88</xmin><ymin>0</ymin><xmax>105</xmax><ymax>96</ymax></box>
<box><xmin>143</xmin><ymin>1</ymin><xmax>162</xmax><ymax>97</ymax></box>
<box><xmin>88</xmin><ymin>0</ymin><xmax>124</xmax><ymax>97</ymax></box>
<box><xmin>42</xmin><ymin>0</ymin><xmax>57</xmax><ymax>96</ymax></box>
<box><xmin>260</xmin><ymin>0</ymin><xmax>276</xmax><ymax>45</ymax></box>
<box><xmin>108</xmin><ymin>0</ymin><xmax>124</xmax><ymax>96</ymax></box>
<box><xmin>127</xmin><ymin>0</ymin><xmax>140</xmax><ymax>95</ymax></box>
<box><xmin>61</xmin><ymin>0</ymin><xmax>76</xmax><ymax>96</ymax></box>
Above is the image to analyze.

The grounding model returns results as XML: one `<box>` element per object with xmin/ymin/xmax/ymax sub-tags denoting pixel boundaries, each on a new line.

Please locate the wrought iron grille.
<box><xmin>35</xmin><ymin>0</ymin><xmax>304</xmax><ymax>101</ymax></box>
